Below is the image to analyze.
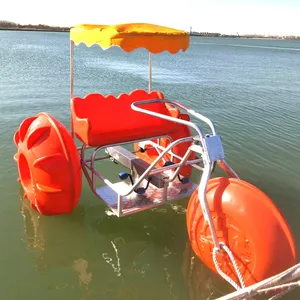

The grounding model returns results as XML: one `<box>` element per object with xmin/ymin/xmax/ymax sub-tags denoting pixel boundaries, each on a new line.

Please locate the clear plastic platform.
<box><xmin>96</xmin><ymin>178</ymin><xmax>197</xmax><ymax>216</ymax></box>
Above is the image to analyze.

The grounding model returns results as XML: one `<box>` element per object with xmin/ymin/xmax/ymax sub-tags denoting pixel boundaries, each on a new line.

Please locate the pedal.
<box><xmin>118</xmin><ymin>171</ymin><xmax>152</xmax><ymax>195</ymax></box>
<box><xmin>163</xmin><ymin>161</ymin><xmax>190</xmax><ymax>184</ymax></box>
<box><xmin>118</xmin><ymin>172</ymin><xmax>133</xmax><ymax>184</ymax></box>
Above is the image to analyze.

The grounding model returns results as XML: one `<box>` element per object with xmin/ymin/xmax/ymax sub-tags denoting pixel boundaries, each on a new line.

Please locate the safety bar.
<box><xmin>138</xmin><ymin>140</ymin><xmax>204</xmax><ymax>171</ymax></box>
<box><xmin>131</xmin><ymin>98</ymin><xmax>221</xmax><ymax>166</ymax></box>
<box><xmin>80</xmin><ymin>134</ymin><xmax>173</xmax><ymax>163</ymax></box>
<box><xmin>131</xmin><ymin>98</ymin><xmax>218</xmax><ymax>138</ymax></box>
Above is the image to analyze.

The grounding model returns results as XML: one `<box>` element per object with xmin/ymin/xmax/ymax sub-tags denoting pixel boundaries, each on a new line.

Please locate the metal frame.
<box><xmin>69</xmin><ymin>37</ymin><xmax>238</xmax><ymax>250</ymax></box>
<box><xmin>74</xmin><ymin>95</ymin><xmax>239</xmax><ymax>250</ymax></box>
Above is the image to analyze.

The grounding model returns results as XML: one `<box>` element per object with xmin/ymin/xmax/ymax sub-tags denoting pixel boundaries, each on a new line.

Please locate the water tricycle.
<box><xmin>13</xmin><ymin>23</ymin><xmax>299</xmax><ymax>298</ymax></box>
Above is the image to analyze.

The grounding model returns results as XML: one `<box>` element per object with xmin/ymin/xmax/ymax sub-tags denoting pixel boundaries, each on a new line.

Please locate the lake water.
<box><xmin>0</xmin><ymin>30</ymin><xmax>300</xmax><ymax>299</ymax></box>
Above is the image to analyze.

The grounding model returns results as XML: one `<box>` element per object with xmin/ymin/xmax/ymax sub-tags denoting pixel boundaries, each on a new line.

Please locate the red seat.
<box><xmin>71</xmin><ymin>89</ymin><xmax>178</xmax><ymax>147</ymax></box>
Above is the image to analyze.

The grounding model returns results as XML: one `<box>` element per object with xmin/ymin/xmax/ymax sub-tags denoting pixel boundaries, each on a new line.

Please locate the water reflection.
<box><xmin>19</xmin><ymin>188</ymin><xmax>93</xmax><ymax>288</ymax></box>
<box><xmin>19</xmin><ymin>188</ymin><xmax>232</xmax><ymax>299</ymax></box>
<box><xmin>181</xmin><ymin>242</ymin><xmax>232</xmax><ymax>300</ymax></box>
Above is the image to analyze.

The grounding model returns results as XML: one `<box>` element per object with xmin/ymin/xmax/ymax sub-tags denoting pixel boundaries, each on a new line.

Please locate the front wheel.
<box><xmin>186</xmin><ymin>177</ymin><xmax>297</xmax><ymax>287</ymax></box>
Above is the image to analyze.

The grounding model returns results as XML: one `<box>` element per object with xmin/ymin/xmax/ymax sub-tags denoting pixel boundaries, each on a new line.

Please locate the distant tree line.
<box><xmin>190</xmin><ymin>30</ymin><xmax>300</xmax><ymax>40</ymax></box>
<box><xmin>190</xmin><ymin>31</ymin><xmax>221</xmax><ymax>37</ymax></box>
<box><xmin>0</xmin><ymin>20</ymin><xmax>70</xmax><ymax>31</ymax></box>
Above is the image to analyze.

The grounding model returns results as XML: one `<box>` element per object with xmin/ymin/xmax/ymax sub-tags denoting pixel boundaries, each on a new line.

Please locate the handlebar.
<box><xmin>131</xmin><ymin>98</ymin><xmax>218</xmax><ymax>142</ymax></box>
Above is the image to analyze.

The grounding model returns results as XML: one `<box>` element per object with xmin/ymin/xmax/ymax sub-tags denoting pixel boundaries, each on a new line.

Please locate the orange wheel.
<box><xmin>14</xmin><ymin>113</ymin><xmax>82</xmax><ymax>215</ymax></box>
<box><xmin>186</xmin><ymin>177</ymin><xmax>297</xmax><ymax>287</ymax></box>
<box><xmin>134</xmin><ymin>104</ymin><xmax>197</xmax><ymax>178</ymax></box>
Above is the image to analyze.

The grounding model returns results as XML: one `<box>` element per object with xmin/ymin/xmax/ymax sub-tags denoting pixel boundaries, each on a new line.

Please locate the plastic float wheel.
<box><xmin>14</xmin><ymin>113</ymin><xmax>82</xmax><ymax>215</ymax></box>
<box><xmin>186</xmin><ymin>177</ymin><xmax>297</xmax><ymax>287</ymax></box>
<box><xmin>134</xmin><ymin>104</ymin><xmax>197</xmax><ymax>178</ymax></box>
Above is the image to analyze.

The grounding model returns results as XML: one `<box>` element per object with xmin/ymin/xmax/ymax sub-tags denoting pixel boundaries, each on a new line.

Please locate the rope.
<box><xmin>212</xmin><ymin>242</ymin><xmax>246</xmax><ymax>291</ymax></box>
<box><xmin>250</xmin><ymin>280</ymin><xmax>300</xmax><ymax>299</ymax></box>
<box><xmin>267</xmin><ymin>284</ymin><xmax>299</xmax><ymax>299</ymax></box>
<box><xmin>212</xmin><ymin>243</ymin><xmax>300</xmax><ymax>299</ymax></box>
<box><xmin>258</xmin><ymin>280</ymin><xmax>300</xmax><ymax>294</ymax></box>
<box><xmin>214</xmin><ymin>262</ymin><xmax>300</xmax><ymax>300</ymax></box>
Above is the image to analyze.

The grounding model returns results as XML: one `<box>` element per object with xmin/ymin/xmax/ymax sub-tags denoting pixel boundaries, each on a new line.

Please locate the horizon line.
<box><xmin>1</xmin><ymin>20</ymin><xmax>300</xmax><ymax>38</ymax></box>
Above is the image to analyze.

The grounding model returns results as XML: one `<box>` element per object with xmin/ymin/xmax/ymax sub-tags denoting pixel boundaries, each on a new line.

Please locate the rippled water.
<box><xmin>0</xmin><ymin>30</ymin><xmax>300</xmax><ymax>299</ymax></box>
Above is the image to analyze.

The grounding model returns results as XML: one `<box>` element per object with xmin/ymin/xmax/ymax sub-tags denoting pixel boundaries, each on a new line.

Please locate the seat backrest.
<box><xmin>71</xmin><ymin>89</ymin><xmax>178</xmax><ymax>146</ymax></box>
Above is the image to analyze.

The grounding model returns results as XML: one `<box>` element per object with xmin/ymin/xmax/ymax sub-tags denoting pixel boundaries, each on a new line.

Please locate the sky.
<box><xmin>1</xmin><ymin>0</ymin><xmax>300</xmax><ymax>36</ymax></box>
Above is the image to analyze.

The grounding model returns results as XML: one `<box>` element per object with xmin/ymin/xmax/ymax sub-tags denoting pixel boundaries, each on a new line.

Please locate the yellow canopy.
<box><xmin>70</xmin><ymin>23</ymin><xmax>189</xmax><ymax>54</ymax></box>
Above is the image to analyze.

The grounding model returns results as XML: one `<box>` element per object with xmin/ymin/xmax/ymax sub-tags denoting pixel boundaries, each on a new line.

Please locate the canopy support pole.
<box><xmin>148</xmin><ymin>53</ymin><xmax>152</xmax><ymax>92</ymax></box>
<box><xmin>70</xmin><ymin>40</ymin><xmax>74</xmax><ymax>138</ymax></box>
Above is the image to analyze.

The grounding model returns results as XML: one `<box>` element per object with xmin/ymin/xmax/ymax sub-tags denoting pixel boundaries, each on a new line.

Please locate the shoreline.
<box><xmin>190</xmin><ymin>33</ymin><xmax>300</xmax><ymax>40</ymax></box>
<box><xmin>0</xmin><ymin>27</ymin><xmax>70</xmax><ymax>32</ymax></box>
<box><xmin>1</xmin><ymin>27</ymin><xmax>299</xmax><ymax>40</ymax></box>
